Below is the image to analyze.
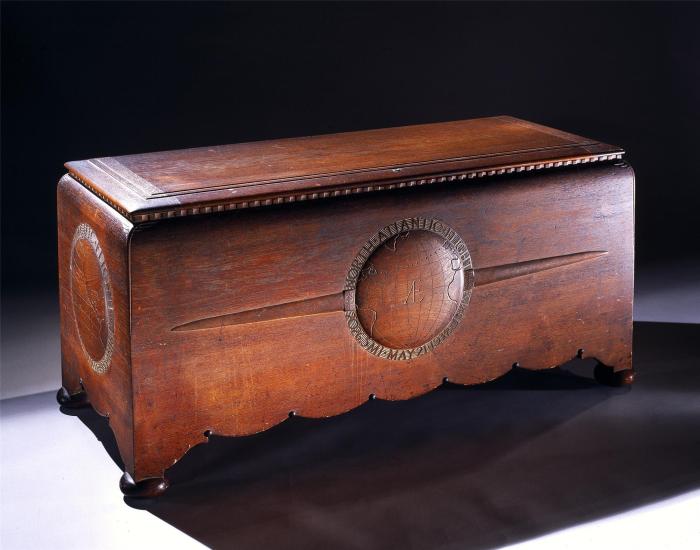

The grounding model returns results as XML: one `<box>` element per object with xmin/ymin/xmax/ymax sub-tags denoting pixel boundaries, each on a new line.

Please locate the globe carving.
<box><xmin>355</xmin><ymin>230</ymin><xmax>465</xmax><ymax>350</ymax></box>
<box><xmin>72</xmin><ymin>238</ymin><xmax>109</xmax><ymax>362</ymax></box>
<box><xmin>70</xmin><ymin>223</ymin><xmax>114</xmax><ymax>374</ymax></box>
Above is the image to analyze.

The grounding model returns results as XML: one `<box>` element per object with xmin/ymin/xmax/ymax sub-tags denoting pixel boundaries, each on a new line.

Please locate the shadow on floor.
<box><xmin>74</xmin><ymin>322</ymin><xmax>700</xmax><ymax>550</ymax></box>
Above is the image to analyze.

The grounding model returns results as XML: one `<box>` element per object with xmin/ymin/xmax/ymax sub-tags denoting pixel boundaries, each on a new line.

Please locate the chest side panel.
<box><xmin>57</xmin><ymin>175</ymin><xmax>136</xmax><ymax>472</ymax></box>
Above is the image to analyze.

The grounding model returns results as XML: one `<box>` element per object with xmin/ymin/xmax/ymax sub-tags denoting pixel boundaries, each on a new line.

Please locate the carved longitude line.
<box><xmin>172</xmin><ymin>250</ymin><xmax>607</xmax><ymax>332</ymax></box>
<box><xmin>172</xmin><ymin>293</ymin><xmax>345</xmax><ymax>332</ymax></box>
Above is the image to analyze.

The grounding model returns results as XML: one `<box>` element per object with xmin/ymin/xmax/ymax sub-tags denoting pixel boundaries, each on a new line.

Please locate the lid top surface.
<box><xmin>65</xmin><ymin>116</ymin><xmax>623</xmax><ymax>221</ymax></box>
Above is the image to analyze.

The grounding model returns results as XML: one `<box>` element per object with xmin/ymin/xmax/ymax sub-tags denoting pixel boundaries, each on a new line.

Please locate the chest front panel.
<box><xmin>127</xmin><ymin>163</ymin><xmax>633</xmax><ymax>468</ymax></box>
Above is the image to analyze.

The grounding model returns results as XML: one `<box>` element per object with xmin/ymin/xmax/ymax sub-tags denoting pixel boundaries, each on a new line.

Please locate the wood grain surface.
<box><xmin>57</xmin><ymin>175</ymin><xmax>135</xmax><ymax>474</ymax></box>
<box><xmin>63</xmin><ymin>116</ymin><xmax>623</xmax><ymax>222</ymax></box>
<box><xmin>56</xmin><ymin>118</ymin><xmax>634</xmax><ymax>489</ymax></box>
<box><xmin>126</xmin><ymin>162</ymin><xmax>633</xmax><ymax>480</ymax></box>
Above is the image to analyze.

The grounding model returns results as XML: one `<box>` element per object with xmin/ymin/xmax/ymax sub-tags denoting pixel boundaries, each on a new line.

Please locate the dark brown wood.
<box><xmin>63</xmin><ymin>116</ymin><xmax>623</xmax><ymax>223</ymax></box>
<box><xmin>173</xmin><ymin>292</ymin><xmax>347</xmax><ymax>332</ymax></box>
<box><xmin>56</xmin><ymin>117</ymin><xmax>634</xmax><ymax>495</ymax></box>
<box><xmin>172</xmin><ymin>251</ymin><xmax>608</xmax><ymax>333</ymax></box>
<box><xmin>57</xmin><ymin>175</ymin><xmax>135</xmax><ymax>475</ymax></box>
<box><xmin>473</xmin><ymin>251</ymin><xmax>607</xmax><ymax>287</ymax></box>
<box><xmin>56</xmin><ymin>387</ymin><xmax>90</xmax><ymax>409</ymax></box>
<box><xmin>119</xmin><ymin>473</ymin><xmax>169</xmax><ymax>498</ymax></box>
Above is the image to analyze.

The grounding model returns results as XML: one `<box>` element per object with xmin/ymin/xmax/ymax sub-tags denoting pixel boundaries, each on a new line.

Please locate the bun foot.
<box><xmin>56</xmin><ymin>387</ymin><xmax>90</xmax><ymax>409</ymax></box>
<box><xmin>119</xmin><ymin>473</ymin><xmax>169</xmax><ymax>498</ymax></box>
<box><xmin>594</xmin><ymin>363</ymin><xmax>635</xmax><ymax>387</ymax></box>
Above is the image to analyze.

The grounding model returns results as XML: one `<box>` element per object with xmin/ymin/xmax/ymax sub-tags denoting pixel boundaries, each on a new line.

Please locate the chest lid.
<box><xmin>65</xmin><ymin>116</ymin><xmax>623</xmax><ymax>223</ymax></box>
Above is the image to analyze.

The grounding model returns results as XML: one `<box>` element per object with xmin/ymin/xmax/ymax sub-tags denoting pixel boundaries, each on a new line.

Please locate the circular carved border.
<box><xmin>70</xmin><ymin>223</ymin><xmax>115</xmax><ymax>374</ymax></box>
<box><xmin>344</xmin><ymin>217</ymin><xmax>474</xmax><ymax>361</ymax></box>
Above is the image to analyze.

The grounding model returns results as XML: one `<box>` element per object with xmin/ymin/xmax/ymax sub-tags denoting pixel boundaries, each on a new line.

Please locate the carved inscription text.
<box><xmin>345</xmin><ymin>218</ymin><xmax>474</xmax><ymax>360</ymax></box>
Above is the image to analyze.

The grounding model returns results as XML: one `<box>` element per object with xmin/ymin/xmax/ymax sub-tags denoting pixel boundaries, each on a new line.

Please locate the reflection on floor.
<box><xmin>1</xmin><ymin>322</ymin><xmax>699</xmax><ymax>550</ymax></box>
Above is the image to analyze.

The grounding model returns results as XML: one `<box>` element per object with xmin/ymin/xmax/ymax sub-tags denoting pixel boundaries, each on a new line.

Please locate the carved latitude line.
<box><xmin>171</xmin><ymin>251</ymin><xmax>607</xmax><ymax>332</ymax></box>
<box><xmin>175</xmin><ymin>215</ymin><xmax>606</xmax><ymax>360</ymax></box>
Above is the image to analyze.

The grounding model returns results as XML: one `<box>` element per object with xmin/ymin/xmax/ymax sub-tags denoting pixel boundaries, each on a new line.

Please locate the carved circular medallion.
<box><xmin>70</xmin><ymin>223</ymin><xmax>114</xmax><ymax>374</ymax></box>
<box><xmin>345</xmin><ymin>218</ymin><xmax>474</xmax><ymax>360</ymax></box>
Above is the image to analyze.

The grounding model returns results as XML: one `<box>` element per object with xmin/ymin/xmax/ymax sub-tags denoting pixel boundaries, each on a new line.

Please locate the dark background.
<box><xmin>2</xmin><ymin>4</ymin><xmax>699</xmax><ymax>547</ymax></box>
<box><xmin>2</xmin><ymin>1</ymin><xmax>699</xmax><ymax>294</ymax></box>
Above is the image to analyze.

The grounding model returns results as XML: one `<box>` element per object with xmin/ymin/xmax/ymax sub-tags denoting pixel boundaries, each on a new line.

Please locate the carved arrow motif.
<box><xmin>172</xmin><ymin>250</ymin><xmax>606</xmax><ymax>332</ymax></box>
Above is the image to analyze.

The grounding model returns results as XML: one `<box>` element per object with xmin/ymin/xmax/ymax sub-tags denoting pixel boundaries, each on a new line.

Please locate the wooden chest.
<box><xmin>57</xmin><ymin>116</ymin><xmax>634</xmax><ymax>497</ymax></box>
